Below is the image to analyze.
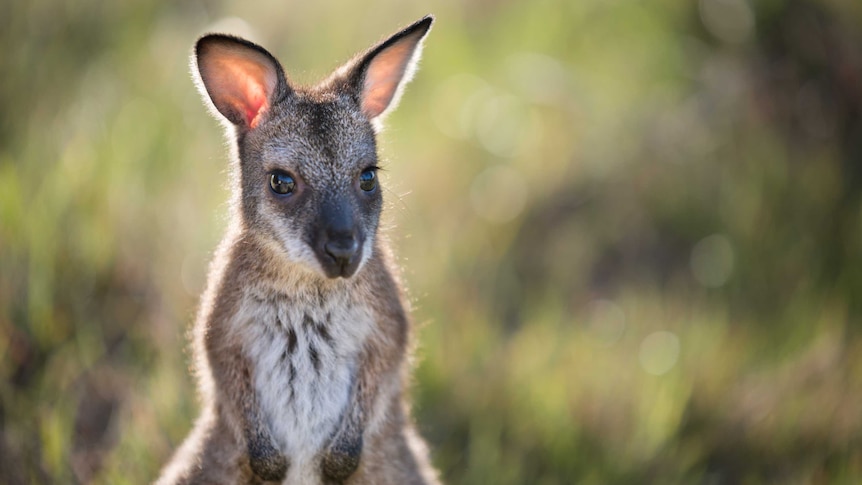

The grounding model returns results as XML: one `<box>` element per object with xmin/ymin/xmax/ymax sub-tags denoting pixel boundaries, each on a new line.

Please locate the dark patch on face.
<box><xmin>306</xmin><ymin>102</ymin><xmax>337</xmax><ymax>161</ymax></box>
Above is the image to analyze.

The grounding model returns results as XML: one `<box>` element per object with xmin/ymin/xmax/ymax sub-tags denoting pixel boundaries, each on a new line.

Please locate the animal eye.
<box><xmin>359</xmin><ymin>169</ymin><xmax>377</xmax><ymax>192</ymax></box>
<box><xmin>270</xmin><ymin>171</ymin><xmax>296</xmax><ymax>195</ymax></box>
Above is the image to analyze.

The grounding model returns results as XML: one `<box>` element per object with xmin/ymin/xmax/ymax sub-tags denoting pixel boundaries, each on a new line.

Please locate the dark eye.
<box><xmin>359</xmin><ymin>169</ymin><xmax>377</xmax><ymax>192</ymax></box>
<box><xmin>270</xmin><ymin>171</ymin><xmax>296</xmax><ymax>195</ymax></box>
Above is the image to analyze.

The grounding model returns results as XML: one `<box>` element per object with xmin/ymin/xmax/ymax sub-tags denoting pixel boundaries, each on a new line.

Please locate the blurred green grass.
<box><xmin>2</xmin><ymin>0</ymin><xmax>862</xmax><ymax>483</ymax></box>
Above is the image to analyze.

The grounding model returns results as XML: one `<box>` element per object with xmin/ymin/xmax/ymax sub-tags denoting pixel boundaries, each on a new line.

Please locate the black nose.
<box><xmin>324</xmin><ymin>238</ymin><xmax>359</xmax><ymax>270</ymax></box>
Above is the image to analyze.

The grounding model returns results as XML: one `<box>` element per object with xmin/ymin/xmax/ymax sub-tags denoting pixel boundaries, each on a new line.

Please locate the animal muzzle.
<box><xmin>320</xmin><ymin>234</ymin><xmax>361</xmax><ymax>278</ymax></box>
<box><xmin>314</xmin><ymin>200</ymin><xmax>364</xmax><ymax>278</ymax></box>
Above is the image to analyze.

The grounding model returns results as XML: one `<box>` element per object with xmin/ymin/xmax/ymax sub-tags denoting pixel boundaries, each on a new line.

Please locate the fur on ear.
<box><xmin>193</xmin><ymin>35</ymin><xmax>289</xmax><ymax>129</ymax></box>
<box><xmin>348</xmin><ymin>16</ymin><xmax>434</xmax><ymax>123</ymax></box>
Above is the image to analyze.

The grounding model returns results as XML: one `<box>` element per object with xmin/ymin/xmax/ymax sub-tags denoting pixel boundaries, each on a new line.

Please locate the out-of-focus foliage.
<box><xmin>2</xmin><ymin>0</ymin><xmax>862</xmax><ymax>483</ymax></box>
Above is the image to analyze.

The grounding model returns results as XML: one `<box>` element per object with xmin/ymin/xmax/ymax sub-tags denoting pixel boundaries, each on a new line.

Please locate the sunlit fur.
<box><xmin>157</xmin><ymin>16</ymin><xmax>439</xmax><ymax>485</ymax></box>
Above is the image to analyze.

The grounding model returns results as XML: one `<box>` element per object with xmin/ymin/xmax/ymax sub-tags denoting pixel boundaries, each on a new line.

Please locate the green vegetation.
<box><xmin>2</xmin><ymin>0</ymin><xmax>862</xmax><ymax>483</ymax></box>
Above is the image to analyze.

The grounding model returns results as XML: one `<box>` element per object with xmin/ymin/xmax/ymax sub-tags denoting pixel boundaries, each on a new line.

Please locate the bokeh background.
<box><xmin>2</xmin><ymin>0</ymin><xmax>862</xmax><ymax>483</ymax></box>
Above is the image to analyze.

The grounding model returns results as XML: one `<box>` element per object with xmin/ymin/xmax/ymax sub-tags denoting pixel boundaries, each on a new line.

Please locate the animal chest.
<box><xmin>240</xmin><ymin>291</ymin><xmax>374</xmax><ymax>477</ymax></box>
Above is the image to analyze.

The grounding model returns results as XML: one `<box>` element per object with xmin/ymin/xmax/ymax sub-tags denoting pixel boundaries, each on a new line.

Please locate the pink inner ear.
<box><xmin>228</xmin><ymin>62</ymin><xmax>269</xmax><ymax>128</ymax></box>
<box><xmin>361</xmin><ymin>41</ymin><xmax>416</xmax><ymax>119</ymax></box>
<box><xmin>201</xmin><ymin>46</ymin><xmax>278</xmax><ymax>128</ymax></box>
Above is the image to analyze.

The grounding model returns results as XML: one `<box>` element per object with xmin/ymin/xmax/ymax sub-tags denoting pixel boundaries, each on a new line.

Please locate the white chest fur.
<box><xmin>236</xmin><ymin>286</ymin><xmax>374</xmax><ymax>483</ymax></box>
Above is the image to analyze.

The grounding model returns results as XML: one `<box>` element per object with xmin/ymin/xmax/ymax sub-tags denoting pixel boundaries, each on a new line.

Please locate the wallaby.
<box><xmin>157</xmin><ymin>16</ymin><xmax>440</xmax><ymax>485</ymax></box>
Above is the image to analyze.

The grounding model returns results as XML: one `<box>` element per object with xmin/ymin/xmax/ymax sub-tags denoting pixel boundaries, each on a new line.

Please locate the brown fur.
<box><xmin>157</xmin><ymin>16</ymin><xmax>439</xmax><ymax>485</ymax></box>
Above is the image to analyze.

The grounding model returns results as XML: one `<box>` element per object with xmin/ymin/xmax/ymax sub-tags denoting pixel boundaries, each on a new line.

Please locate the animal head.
<box><xmin>192</xmin><ymin>16</ymin><xmax>433</xmax><ymax>279</ymax></box>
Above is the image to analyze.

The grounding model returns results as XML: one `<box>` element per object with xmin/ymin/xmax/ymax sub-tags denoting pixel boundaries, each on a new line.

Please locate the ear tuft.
<box><xmin>352</xmin><ymin>16</ymin><xmax>434</xmax><ymax>121</ymax></box>
<box><xmin>193</xmin><ymin>35</ymin><xmax>288</xmax><ymax>129</ymax></box>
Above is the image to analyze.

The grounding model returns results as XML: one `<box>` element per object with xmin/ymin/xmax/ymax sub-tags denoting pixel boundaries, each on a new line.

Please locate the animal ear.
<box><xmin>347</xmin><ymin>16</ymin><xmax>434</xmax><ymax>121</ymax></box>
<box><xmin>193</xmin><ymin>34</ymin><xmax>290</xmax><ymax>129</ymax></box>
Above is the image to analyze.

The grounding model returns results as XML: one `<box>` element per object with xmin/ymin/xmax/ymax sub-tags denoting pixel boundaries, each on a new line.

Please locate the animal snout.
<box><xmin>317</xmin><ymin>230</ymin><xmax>363</xmax><ymax>279</ymax></box>
<box><xmin>314</xmin><ymin>199</ymin><xmax>365</xmax><ymax>278</ymax></box>
<box><xmin>324</xmin><ymin>237</ymin><xmax>359</xmax><ymax>269</ymax></box>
